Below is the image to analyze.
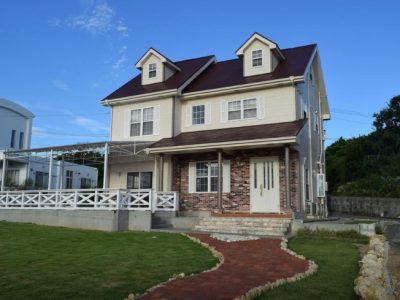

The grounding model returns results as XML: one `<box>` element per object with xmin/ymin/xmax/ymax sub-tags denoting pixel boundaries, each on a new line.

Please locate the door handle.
<box><xmin>260</xmin><ymin>184</ymin><xmax>263</xmax><ymax>196</ymax></box>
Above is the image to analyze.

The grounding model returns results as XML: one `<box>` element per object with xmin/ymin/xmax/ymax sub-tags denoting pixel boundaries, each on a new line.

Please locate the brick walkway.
<box><xmin>139</xmin><ymin>233</ymin><xmax>309</xmax><ymax>300</ymax></box>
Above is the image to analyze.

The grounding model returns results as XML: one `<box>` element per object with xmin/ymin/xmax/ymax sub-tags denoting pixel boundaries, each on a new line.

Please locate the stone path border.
<box><xmin>129</xmin><ymin>233</ymin><xmax>317</xmax><ymax>300</ymax></box>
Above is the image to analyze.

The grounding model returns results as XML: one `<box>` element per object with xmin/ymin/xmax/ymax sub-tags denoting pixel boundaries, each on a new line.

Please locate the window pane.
<box><xmin>196</xmin><ymin>162</ymin><xmax>208</xmax><ymax>177</ymax></box>
<box><xmin>244</xmin><ymin>108</ymin><xmax>257</xmax><ymax>119</ymax></box>
<box><xmin>211</xmin><ymin>177</ymin><xmax>218</xmax><ymax>192</ymax></box>
<box><xmin>140</xmin><ymin>172</ymin><xmax>152</xmax><ymax>189</ymax></box>
<box><xmin>196</xmin><ymin>178</ymin><xmax>208</xmax><ymax>192</ymax></box>
<box><xmin>252</xmin><ymin>58</ymin><xmax>262</xmax><ymax>67</ymax></box>
<box><xmin>143</xmin><ymin>107</ymin><xmax>154</xmax><ymax>122</ymax></box>
<box><xmin>243</xmin><ymin>99</ymin><xmax>256</xmax><ymax>109</ymax></box>
<box><xmin>192</xmin><ymin>105</ymin><xmax>205</xmax><ymax>125</ymax></box>
<box><xmin>142</xmin><ymin>121</ymin><xmax>153</xmax><ymax>135</ymax></box>
<box><xmin>252</xmin><ymin>50</ymin><xmax>262</xmax><ymax>59</ymax></box>
<box><xmin>228</xmin><ymin>101</ymin><xmax>241</xmax><ymax>111</ymax></box>
<box><xmin>130</xmin><ymin>123</ymin><xmax>141</xmax><ymax>136</ymax></box>
<box><xmin>210</xmin><ymin>162</ymin><xmax>218</xmax><ymax>177</ymax></box>
<box><xmin>127</xmin><ymin>172</ymin><xmax>139</xmax><ymax>189</ymax></box>
<box><xmin>131</xmin><ymin>109</ymin><xmax>141</xmax><ymax>123</ymax></box>
<box><xmin>228</xmin><ymin>110</ymin><xmax>241</xmax><ymax>120</ymax></box>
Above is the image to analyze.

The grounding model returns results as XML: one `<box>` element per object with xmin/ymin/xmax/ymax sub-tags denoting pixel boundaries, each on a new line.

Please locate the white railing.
<box><xmin>154</xmin><ymin>191</ymin><xmax>179</xmax><ymax>211</ymax></box>
<box><xmin>0</xmin><ymin>189</ymin><xmax>178</xmax><ymax>211</ymax></box>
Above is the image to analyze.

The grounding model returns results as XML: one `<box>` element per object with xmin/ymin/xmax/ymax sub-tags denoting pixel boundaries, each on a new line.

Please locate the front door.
<box><xmin>250</xmin><ymin>157</ymin><xmax>280</xmax><ymax>213</ymax></box>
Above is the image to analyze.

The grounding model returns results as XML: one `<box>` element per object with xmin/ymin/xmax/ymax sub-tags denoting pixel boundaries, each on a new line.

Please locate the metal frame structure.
<box><xmin>0</xmin><ymin>141</ymin><xmax>153</xmax><ymax>192</ymax></box>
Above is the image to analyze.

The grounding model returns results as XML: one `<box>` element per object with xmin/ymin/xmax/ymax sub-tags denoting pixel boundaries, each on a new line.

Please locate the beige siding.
<box><xmin>243</xmin><ymin>39</ymin><xmax>272</xmax><ymax>76</ymax></box>
<box><xmin>181</xmin><ymin>86</ymin><xmax>296</xmax><ymax>132</ymax></box>
<box><xmin>111</xmin><ymin>97</ymin><xmax>174</xmax><ymax>142</ymax></box>
<box><xmin>109</xmin><ymin>161</ymin><xmax>155</xmax><ymax>189</ymax></box>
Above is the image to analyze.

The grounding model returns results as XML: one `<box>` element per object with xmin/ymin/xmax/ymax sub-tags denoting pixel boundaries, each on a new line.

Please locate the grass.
<box><xmin>257</xmin><ymin>229</ymin><xmax>368</xmax><ymax>300</ymax></box>
<box><xmin>0</xmin><ymin>221</ymin><xmax>218</xmax><ymax>300</ymax></box>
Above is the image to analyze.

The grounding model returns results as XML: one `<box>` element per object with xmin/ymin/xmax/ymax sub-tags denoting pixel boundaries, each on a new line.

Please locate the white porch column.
<box><xmin>285</xmin><ymin>146</ymin><xmax>291</xmax><ymax>209</ymax></box>
<box><xmin>48</xmin><ymin>150</ymin><xmax>53</xmax><ymax>190</ymax></box>
<box><xmin>1</xmin><ymin>152</ymin><xmax>7</xmax><ymax>192</ymax></box>
<box><xmin>217</xmin><ymin>150</ymin><xmax>223</xmax><ymax>212</ymax></box>
<box><xmin>103</xmin><ymin>143</ymin><xmax>109</xmax><ymax>189</ymax></box>
<box><xmin>159</xmin><ymin>154</ymin><xmax>164</xmax><ymax>192</ymax></box>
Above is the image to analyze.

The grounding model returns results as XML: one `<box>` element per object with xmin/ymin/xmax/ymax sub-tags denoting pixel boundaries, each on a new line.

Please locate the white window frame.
<box><xmin>149</xmin><ymin>63</ymin><xmax>157</xmax><ymax>78</ymax></box>
<box><xmin>195</xmin><ymin>161</ymin><xmax>218</xmax><ymax>193</ymax></box>
<box><xmin>252</xmin><ymin>49</ymin><xmax>263</xmax><ymax>67</ymax></box>
<box><xmin>130</xmin><ymin>107</ymin><xmax>154</xmax><ymax>137</ymax></box>
<box><xmin>192</xmin><ymin>104</ymin><xmax>205</xmax><ymax>125</ymax></box>
<box><xmin>228</xmin><ymin>98</ymin><xmax>257</xmax><ymax>121</ymax></box>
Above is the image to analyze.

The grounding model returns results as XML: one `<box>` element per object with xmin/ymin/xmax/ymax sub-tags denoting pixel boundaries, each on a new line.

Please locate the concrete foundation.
<box><xmin>0</xmin><ymin>209</ymin><xmax>151</xmax><ymax>232</ymax></box>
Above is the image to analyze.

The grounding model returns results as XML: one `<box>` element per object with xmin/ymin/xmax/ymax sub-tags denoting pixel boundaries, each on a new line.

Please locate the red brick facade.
<box><xmin>172</xmin><ymin>148</ymin><xmax>300</xmax><ymax>213</ymax></box>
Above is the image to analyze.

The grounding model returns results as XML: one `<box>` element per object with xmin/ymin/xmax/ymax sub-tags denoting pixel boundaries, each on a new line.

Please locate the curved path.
<box><xmin>139</xmin><ymin>233</ymin><xmax>309</xmax><ymax>300</ymax></box>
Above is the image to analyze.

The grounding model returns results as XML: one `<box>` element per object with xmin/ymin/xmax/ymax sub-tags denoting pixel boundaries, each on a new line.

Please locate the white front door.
<box><xmin>250</xmin><ymin>156</ymin><xmax>280</xmax><ymax>213</ymax></box>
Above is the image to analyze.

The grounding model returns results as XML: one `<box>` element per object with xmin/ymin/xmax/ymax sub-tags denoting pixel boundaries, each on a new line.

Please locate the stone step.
<box><xmin>197</xmin><ymin>220</ymin><xmax>290</xmax><ymax>227</ymax></box>
<box><xmin>193</xmin><ymin>226</ymin><xmax>287</xmax><ymax>236</ymax></box>
<box><xmin>193</xmin><ymin>217</ymin><xmax>291</xmax><ymax>236</ymax></box>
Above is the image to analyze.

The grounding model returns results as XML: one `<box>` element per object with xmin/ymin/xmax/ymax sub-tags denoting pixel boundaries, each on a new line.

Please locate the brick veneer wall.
<box><xmin>172</xmin><ymin>148</ymin><xmax>299</xmax><ymax>213</ymax></box>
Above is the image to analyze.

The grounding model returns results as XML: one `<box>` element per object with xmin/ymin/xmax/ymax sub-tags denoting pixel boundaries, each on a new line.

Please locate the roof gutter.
<box><xmin>181</xmin><ymin>75</ymin><xmax>304</xmax><ymax>100</ymax></box>
<box><xmin>147</xmin><ymin>136</ymin><xmax>297</xmax><ymax>154</ymax></box>
<box><xmin>101</xmin><ymin>89</ymin><xmax>177</xmax><ymax>106</ymax></box>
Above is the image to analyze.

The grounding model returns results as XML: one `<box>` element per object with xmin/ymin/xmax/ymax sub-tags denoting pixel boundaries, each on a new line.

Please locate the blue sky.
<box><xmin>0</xmin><ymin>0</ymin><xmax>399</xmax><ymax>148</ymax></box>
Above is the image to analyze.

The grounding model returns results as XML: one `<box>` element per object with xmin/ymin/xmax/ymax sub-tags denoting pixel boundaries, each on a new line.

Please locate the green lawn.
<box><xmin>0</xmin><ymin>221</ymin><xmax>218</xmax><ymax>300</ymax></box>
<box><xmin>257</xmin><ymin>231</ymin><xmax>368</xmax><ymax>300</ymax></box>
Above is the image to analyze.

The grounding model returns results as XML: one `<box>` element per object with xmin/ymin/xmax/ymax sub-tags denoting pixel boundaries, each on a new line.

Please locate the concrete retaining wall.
<box><xmin>0</xmin><ymin>209</ymin><xmax>151</xmax><ymax>232</ymax></box>
<box><xmin>329</xmin><ymin>196</ymin><xmax>400</xmax><ymax>218</ymax></box>
<box><xmin>291</xmin><ymin>220</ymin><xmax>376</xmax><ymax>236</ymax></box>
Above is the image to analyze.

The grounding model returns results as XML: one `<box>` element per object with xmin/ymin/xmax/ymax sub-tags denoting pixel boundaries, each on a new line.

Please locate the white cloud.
<box><xmin>68</xmin><ymin>3</ymin><xmax>115</xmax><ymax>34</ymax></box>
<box><xmin>32</xmin><ymin>127</ymin><xmax>49</xmax><ymax>137</ymax></box>
<box><xmin>55</xmin><ymin>1</ymin><xmax>129</xmax><ymax>37</ymax></box>
<box><xmin>70</xmin><ymin>117</ymin><xmax>109</xmax><ymax>133</ymax></box>
<box><xmin>52</xmin><ymin>80</ymin><xmax>69</xmax><ymax>90</ymax></box>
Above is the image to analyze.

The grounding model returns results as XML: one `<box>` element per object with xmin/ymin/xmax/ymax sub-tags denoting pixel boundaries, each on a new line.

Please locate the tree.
<box><xmin>373</xmin><ymin>95</ymin><xmax>400</xmax><ymax>133</ymax></box>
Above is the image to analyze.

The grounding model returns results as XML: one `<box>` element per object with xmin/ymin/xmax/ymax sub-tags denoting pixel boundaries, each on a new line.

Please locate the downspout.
<box><xmin>285</xmin><ymin>146</ymin><xmax>291</xmax><ymax>209</ymax></box>
<box><xmin>217</xmin><ymin>150</ymin><xmax>223</xmax><ymax>212</ymax></box>
<box><xmin>307</xmin><ymin>73</ymin><xmax>314</xmax><ymax>216</ymax></box>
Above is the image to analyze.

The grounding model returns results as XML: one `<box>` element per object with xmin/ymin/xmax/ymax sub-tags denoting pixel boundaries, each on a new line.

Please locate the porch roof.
<box><xmin>148</xmin><ymin>120</ymin><xmax>306</xmax><ymax>153</ymax></box>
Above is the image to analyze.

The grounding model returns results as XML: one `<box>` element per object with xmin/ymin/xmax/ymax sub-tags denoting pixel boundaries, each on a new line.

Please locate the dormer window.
<box><xmin>149</xmin><ymin>63</ymin><xmax>157</xmax><ymax>78</ymax></box>
<box><xmin>252</xmin><ymin>50</ymin><xmax>263</xmax><ymax>67</ymax></box>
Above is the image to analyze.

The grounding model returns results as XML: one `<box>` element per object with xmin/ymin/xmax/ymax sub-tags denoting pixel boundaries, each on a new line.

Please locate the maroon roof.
<box><xmin>150</xmin><ymin>120</ymin><xmax>306</xmax><ymax>149</ymax></box>
<box><xmin>103</xmin><ymin>44</ymin><xmax>316</xmax><ymax>101</ymax></box>
<box><xmin>104</xmin><ymin>55</ymin><xmax>214</xmax><ymax>100</ymax></box>
<box><xmin>184</xmin><ymin>44</ymin><xmax>316</xmax><ymax>93</ymax></box>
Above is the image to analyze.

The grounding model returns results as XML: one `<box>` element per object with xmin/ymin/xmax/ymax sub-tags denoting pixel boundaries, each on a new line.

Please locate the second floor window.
<box><xmin>252</xmin><ymin>49</ymin><xmax>263</xmax><ymax>67</ymax></box>
<box><xmin>130</xmin><ymin>107</ymin><xmax>154</xmax><ymax>136</ymax></box>
<box><xmin>10</xmin><ymin>129</ymin><xmax>16</xmax><ymax>148</ymax></box>
<box><xmin>192</xmin><ymin>105</ymin><xmax>205</xmax><ymax>125</ymax></box>
<box><xmin>228</xmin><ymin>98</ymin><xmax>257</xmax><ymax>121</ymax></box>
<box><xmin>149</xmin><ymin>63</ymin><xmax>157</xmax><ymax>78</ymax></box>
<box><xmin>19</xmin><ymin>132</ymin><xmax>24</xmax><ymax>149</ymax></box>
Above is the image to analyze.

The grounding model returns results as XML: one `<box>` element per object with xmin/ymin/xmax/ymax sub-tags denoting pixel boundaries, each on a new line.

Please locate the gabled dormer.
<box><xmin>236</xmin><ymin>32</ymin><xmax>285</xmax><ymax>77</ymax></box>
<box><xmin>135</xmin><ymin>48</ymin><xmax>181</xmax><ymax>85</ymax></box>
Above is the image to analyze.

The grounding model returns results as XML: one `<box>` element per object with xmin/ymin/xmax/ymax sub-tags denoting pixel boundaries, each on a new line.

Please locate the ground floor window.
<box><xmin>127</xmin><ymin>172</ymin><xmax>152</xmax><ymax>189</ymax></box>
<box><xmin>6</xmin><ymin>169</ymin><xmax>20</xmax><ymax>186</ymax></box>
<box><xmin>196</xmin><ymin>161</ymin><xmax>218</xmax><ymax>192</ymax></box>
<box><xmin>80</xmin><ymin>178</ymin><xmax>92</xmax><ymax>189</ymax></box>
<box><xmin>65</xmin><ymin>170</ymin><xmax>73</xmax><ymax>189</ymax></box>
<box><xmin>35</xmin><ymin>171</ymin><xmax>48</xmax><ymax>189</ymax></box>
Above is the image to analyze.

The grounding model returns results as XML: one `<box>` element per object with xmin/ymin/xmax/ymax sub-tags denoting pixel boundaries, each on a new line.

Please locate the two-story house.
<box><xmin>101</xmin><ymin>33</ymin><xmax>330</xmax><ymax>220</ymax></box>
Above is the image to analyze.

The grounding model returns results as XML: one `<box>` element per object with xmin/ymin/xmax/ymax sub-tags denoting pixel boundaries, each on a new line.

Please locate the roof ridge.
<box><xmin>174</xmin><ymin>55</ymin><xmax>214</xmax><ymax>64</ymax></box>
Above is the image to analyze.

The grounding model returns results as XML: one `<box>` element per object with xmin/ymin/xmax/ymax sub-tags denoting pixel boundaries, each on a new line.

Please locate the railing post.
<box><xmin>94</xmin><ymin>189</ymin><xmax>98</xmax><ymax>209</ymax></box>
<box><xmin>151</xmin><ymin>190</ymin><xmax>155</xmax><ymax>212</ymax></box>
<box><xmin>74</xmin><ymin>190</ymin><xmax>78</xmax><ymax>208</ymax></box>
<box><xmin>21</xmin><ymin>191</ymin><xmax>25</xmax><ymax>208</ymax></box>
<box><xmin>174</xmin><ymin>192</ymin><xmax>178</xmax><ymax>211</ymax></box>
<box><xmin>116</xmin><ymin>189</ymin><xmax>120</xmax><ymax>210</ymax></box>
<box><xmin>6</xmin><ymin>192</ymin><xmax>9</xmax><ymax>208</ymax></box>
